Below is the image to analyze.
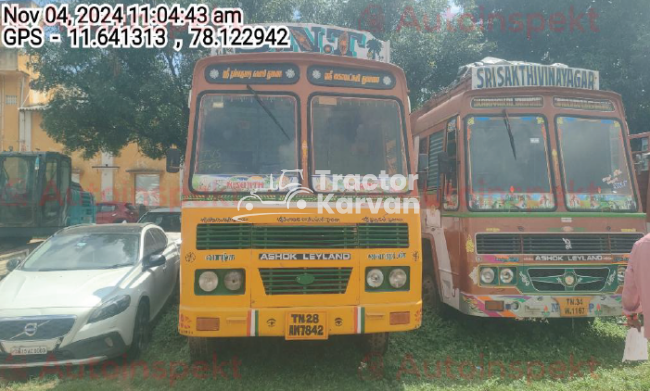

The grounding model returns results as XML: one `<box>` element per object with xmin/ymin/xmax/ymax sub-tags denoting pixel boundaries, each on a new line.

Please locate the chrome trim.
<box><xmin>0</xmin><ymin>315</ymin><xmax>77</xmax><ymax>322</ymax></box>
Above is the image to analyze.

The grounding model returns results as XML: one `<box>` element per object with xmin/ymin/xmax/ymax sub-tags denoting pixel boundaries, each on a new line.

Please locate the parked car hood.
<box><xmin>0</xmin><ymin>268</ymin><xmax>133</xmax><ymax>310</ymax></box>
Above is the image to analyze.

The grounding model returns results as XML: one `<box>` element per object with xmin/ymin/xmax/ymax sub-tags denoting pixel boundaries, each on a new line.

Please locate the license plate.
<box><xmin>285</xmin><ymin>312</ymin><xmax>328</xmax><ymax>340</ymax></box>
<box><xmin>11</xmin><ymin>346</ymin><xmax>48</xmax><ymax>356</ymax></box>
<box><xmin>556</xmin><ymin>297</ymin><xmax>592</xmax><ymax>317</ymax></box>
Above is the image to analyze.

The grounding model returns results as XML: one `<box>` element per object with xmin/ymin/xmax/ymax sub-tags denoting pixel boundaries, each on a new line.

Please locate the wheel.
<box><xmin>127</xmin><ymin>301</ymin><xmax>150</xmax><ymax>360</ymax></box>
<box><xmin>188</xmin><ymin>337</ymin><xmax>217</xmax><ymax>363</ymax></box>
<box><xmin>358</xmin><ymin>332</ymin><xmax>389</xmax><ymax>356</ymax></box>
<box><xmin>422</xmin><ymin>272</ymin><xmax>446</xmax><ymax>316</ymax></box>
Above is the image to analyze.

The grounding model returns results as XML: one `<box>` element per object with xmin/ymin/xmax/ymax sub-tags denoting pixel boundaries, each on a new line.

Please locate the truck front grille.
<box><xmin>197</xmin><ymin>224</ymin><xmax>409</xmax><ymax>250</ymax></box>
<box><xmin>259</xmin><ymin>267</ymin><xmax>352</xmax><ymax>295</ymax></box>
<box><xmin>476</xmin><ymin>233</ymin><xmax>641</xmax><ymax>255</ymax></box>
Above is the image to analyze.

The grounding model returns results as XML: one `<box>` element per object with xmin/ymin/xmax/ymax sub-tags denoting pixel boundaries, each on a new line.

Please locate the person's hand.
<box><xmin>626</xmin><ymin>314</ymin><xmax>642</xmax><ymax>332</ymax></box>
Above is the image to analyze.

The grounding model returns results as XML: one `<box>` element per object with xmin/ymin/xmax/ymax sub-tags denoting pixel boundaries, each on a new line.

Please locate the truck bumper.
<box><xmin>179</xmin><ymin>301</ymin><xmax>422</xmax><ymax>338</ymax></box>
<box><xmin>459</xmin><ymin>293</ymin><xmax>622</xmax><ymax>318</ymax></box>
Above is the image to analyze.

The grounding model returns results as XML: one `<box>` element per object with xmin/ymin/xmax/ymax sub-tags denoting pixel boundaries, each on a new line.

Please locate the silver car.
<box><xmin>0</xmin><ymin>223</ymin><xmax>180</xmax><ymax>368</ymax></box>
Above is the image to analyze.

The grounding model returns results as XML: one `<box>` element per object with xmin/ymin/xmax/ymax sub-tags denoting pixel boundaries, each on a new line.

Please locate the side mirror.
<box><xmin>143</xmin><ymin>253</ymin><xmax>166</xmax><ymax>269</ymax></box>
<box><xmin>437</xmin><ymin>151</ymin><xmax>453</xmax><ymax>176</ymax></box>
<box><xmin>7</xmin><ymin>258</ymin><xmax>21</xmax><ymax>272</ymax></box>
<box><xmin>166</xmin><ymin>149</ymin><xmax>181</xmax><ymax>174</ymax></box>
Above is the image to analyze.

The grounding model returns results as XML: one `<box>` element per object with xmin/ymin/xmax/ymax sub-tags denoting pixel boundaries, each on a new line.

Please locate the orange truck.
<box><xmin>166</xmin><ymin>24</ymin><xmax>422</xmax><ymax>359</ymax></box>
<box><xmin>411</xmin><ymin>58</ymin><xmax>644</xmax><ymax>319</ymax></box>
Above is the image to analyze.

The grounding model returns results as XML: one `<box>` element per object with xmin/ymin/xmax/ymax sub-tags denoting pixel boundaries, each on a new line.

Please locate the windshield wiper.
<box><xmin>246</xmin><ymin>84</ymin><xmax>291</xmax><ymax>141</ymax></box>
<box><xmin>502</xmin><ymin>109</ymin><xmax>517</xmax><ymax>160</ymax></box>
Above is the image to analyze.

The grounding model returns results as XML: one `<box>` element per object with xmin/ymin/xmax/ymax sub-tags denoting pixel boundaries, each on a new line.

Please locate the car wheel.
<box><xmin>358</xmin><ymin>332</ymin><xmax>389</xmax><ymax>356</ymax></box>
<box><xmin>127</xmin><ymin>301</ymin><xmax>151</xmax><ymax>360</ymax></box>
<box><xmin>188</xmin><ymin>337</ymin><xmax>218</xmax><ymax>363</ymax></box>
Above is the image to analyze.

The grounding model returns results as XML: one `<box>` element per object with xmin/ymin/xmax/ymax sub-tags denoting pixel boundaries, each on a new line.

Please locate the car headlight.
<box><xmin>198</xmin><ymin>271</ymin><xmax>219</xmax><ymax>292</ymax></box>
<box><xmin>389</xmin><ymin>268</ymin><xmax>408</xmax><ymax>288</ymax></box>
<box><xmin>617</xmin><ymin>266</ymin><xmax>626</xmax><ymax>284</ymax></box>
<box><xmin>499</xmin><ymin>268</ymin><xmax>515</xmax><ymax>284</ymax></box>
<box><xmin>480</xmin><ymin>268</ymin><xmax>496</xmax><ymax>284</ymax></box>
<box><xmin>88</xmin><ymin>295</ymin><xmax>131</xmax><ymax>324</ymax></box>
<box><xmin>224</xmin><ymin>270</ymin><xmax>243</xmax><ymax>291</ymax></box>
<box><xmin>367</xmin><ymin>268</ymin><xmax>384</xmax><ymax>288</ymax></box>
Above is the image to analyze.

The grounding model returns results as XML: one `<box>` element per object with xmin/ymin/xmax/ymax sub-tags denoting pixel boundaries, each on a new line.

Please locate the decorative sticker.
<box><xmin>466</xmin><ymin>235</ymin><xmax>475</xmax><ymax>253</ymax></box>
<box><xmin>307</xmin><ymin>65</ymin><xmax>395</xmax><ymax>90</ymax></box>
<box><xmin>192</xmin><ymin>172</ymin><xmax>299</xmax><ymax>193</ymax></box>
<box><xmin>470</xmin><ymin>192</ymin><xmax>554</xmax><ymax>210</ymax></box>
<box><xmin>566</xmin><ymin>193</ymin><xmax>636</xmax><ymax>211</ymax></box>
<box><xmin>205</xmin><ymin>63</ymin><xmax>300</xmax><ymax>85</ymax></box>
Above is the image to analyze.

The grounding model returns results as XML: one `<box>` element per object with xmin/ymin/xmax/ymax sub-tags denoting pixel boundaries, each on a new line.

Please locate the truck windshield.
<box><xmin>192</xmin><ymin>94</ymin><xmax>297</xmax><ymax>192</ymax></box>
<box><xmin>0</xmin><ymin>156</ymin><xmax>36</xmax><ymax>203</ymax></box>
<box><xmin>467</xmin><ymin>116</ymin><xmax>554</xmax><ymax>210</ymax></box>
<box><xmin>311</xmin><ymin>96</ymin><xmax>407</xmax><ymax>192</ymax></box>
<box><xmin>557</xmin><ymin>117</ymin><xmax>636</xmax><ymax>211</ymax></box>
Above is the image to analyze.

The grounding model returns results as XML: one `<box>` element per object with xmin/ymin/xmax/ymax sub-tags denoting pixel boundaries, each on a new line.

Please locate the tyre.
<box><xmin>422</xmin><ymin>272</ymin><xmax>446</xmax><ymax>316</ymax></box>
<box><xmin>359</xmin><ymin>332</ymin><xmax>389</xmax><ymax>356</ymax></box>
<box><xmin>188</xmin><ymin>337</ymin><xmax>217</xmax><ymax>363</ymax></box>
<box><xmin>127</xmin><ymin>301</ymin><xmax>151</xmax><ymax>360</ymax></box>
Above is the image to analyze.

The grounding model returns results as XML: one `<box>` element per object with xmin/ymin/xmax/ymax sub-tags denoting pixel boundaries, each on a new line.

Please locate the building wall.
<box><xmin>27</xmin><ymin>111</ymin><xmax>181</xmax><ymax>207</ymax></box>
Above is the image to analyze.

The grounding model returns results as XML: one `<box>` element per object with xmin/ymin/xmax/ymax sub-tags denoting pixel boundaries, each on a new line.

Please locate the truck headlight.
<box><xmin>389</xmin><ymin>268</ymin><xmax>408</xmax><ymax>288</ymax></box>
<box><xmin>88</xmin><ymin>295</ymin><xmax>131</xmax><ymax>324</ymax></box>
<box><xmin>224</xmin><ymin>270</ymin><xmax>243</xmax><ymax>291</ymax></box>
<box><xmin>499</xmin><ymin>268</ymin><xmax>515</xmax><ymax>284</ymax></box>
<box><xmin>198</xmin><ymin>271</ymin><xmax>219</xmax><ymax>292</ymax></box>
<box><xmin>480</xmin><ymin>268</ymin><xmax>496</xmax><ymax>284</ymax></box>
<box><xmin>367</xmin><ymin>268</ymin><xmax>384</xmax><ymax>288</ymax></box>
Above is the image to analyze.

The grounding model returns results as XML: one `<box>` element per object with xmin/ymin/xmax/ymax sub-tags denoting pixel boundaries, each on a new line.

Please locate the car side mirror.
<box><xmin>166</xmin><ymin>149</ymin><xmax>181</xmax><ymax>173</ymax></box>
<box><xmin>143</xmin><ymin>253</ymin><xmax>166</xmax><ymax>269</ymax></box>
<box><xmin>7</xmin><ymin>258</ymin><xmax>21</xmax><ymax>272</ymax></box>
<box><xmin>438</xmin><ymin>151</ymin><xmax>452</xmax><ymax>176</ymax></box>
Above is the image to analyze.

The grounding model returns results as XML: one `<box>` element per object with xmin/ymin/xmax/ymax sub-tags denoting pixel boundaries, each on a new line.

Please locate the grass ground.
<box><xmin>1</xmin><ymin>305</ymin><xmax>649</xmax><ymax>391</ymax></box>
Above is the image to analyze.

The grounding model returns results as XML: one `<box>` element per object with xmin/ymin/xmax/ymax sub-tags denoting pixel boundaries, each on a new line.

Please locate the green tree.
<box><xmin>27</xmin><ymin>0</ymin><xmax>300</xmax><ymax>159</ymax></box>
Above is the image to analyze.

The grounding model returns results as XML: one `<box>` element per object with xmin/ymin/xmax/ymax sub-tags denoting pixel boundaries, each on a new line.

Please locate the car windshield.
<box><xmin>191</xmin><ymin>94</ymin><xmax>297</xmax><ymax>192</ymax></box>
<box><xmin>0</xmin><ymin>156</ymin><xmax>36</xmax><ymax>203</ymax></box>
<box><xmin>467</xmin><ymin>115</ymin><xmax>554</xmax><ymax>210</ymax></box>
<box><xmin>138</xmin><ymin>213</ymin><xmax>181</xmax><ymax>232</ymax></box>
<box><xmin>21</xmin><ymin>233</ymin><xmax>139</xmax><ymax>271</ymax></box>
<box><xmin>557</xmin><ymin>116</ymin><xmax>636</xmax><ymax>211</ymax></box>
<box><xmin>311</xmin><ymin>96</ymin><xmax>407</xmax><ymax>191</ymax></box>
